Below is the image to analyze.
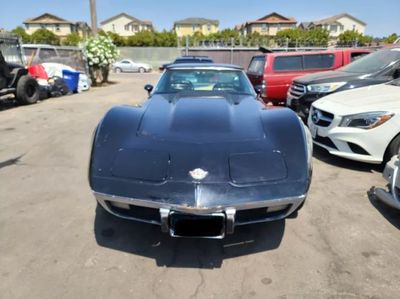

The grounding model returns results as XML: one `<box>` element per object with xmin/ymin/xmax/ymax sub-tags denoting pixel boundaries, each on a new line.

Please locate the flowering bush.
<box><xmin>84</xmin><ymin>35</ymin><xmax>119</xmax><ymax>85</ymax></box>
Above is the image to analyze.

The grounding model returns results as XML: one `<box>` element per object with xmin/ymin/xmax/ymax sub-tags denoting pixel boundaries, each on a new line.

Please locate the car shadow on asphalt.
<box><xmin>0</xmin><ymin>99</ymin><xmax>19</xmax><ymax>112</ymax></box>
<box><xmin>313</xmin><ymin>146</ymin><xmax>383</xmax><ymax>173</ymax></box>
<box><xmin>94</xmin><ymin>205</ymin><xmax>285</xmax><ymax>268</ymax></box>
<box><xmin>367</xmin><ymin>188</ymin><xmax>400</xmax><ymax>230</ymax></box>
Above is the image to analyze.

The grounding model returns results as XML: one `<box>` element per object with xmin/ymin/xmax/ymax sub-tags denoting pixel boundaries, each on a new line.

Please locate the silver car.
<box><xmin>112</xmin><ymin>59</ymin><xmax>152</xmax><ymax>73</ymax></box>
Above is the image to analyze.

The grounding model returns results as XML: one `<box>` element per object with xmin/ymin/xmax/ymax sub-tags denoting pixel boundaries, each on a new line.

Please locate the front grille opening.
<box><xmin>348</xmin><ymin>142</ymin><xmax>370</xmax><ymax>155</ymax></box>
<box><xmin>314</xmin><ymin>135</ymin><xmax>338</xmax><ymax>150</ymax></box>
<box><xmin>108</xmin><ymin>201</ymin><xmax>161</xmax><ymax>223</ymax></box>
<box><xmin>236</xmin><ymin>205</ymin><xmax>290</xmax><ymax>224</ymax></box>
<box><xmin>170</xmin><ymin>214</ymin><xmax>224</xmax><ymax>238</ymax></box>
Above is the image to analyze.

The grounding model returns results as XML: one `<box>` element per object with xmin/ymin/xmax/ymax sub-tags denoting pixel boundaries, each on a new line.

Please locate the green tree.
<box><xmin>126</xmin><ymin>31</ymin><xmax>156</xmax><ymax>46</ymax></box>
<box><xmin>30</xmin><ymin>28</ymin><xmax>60</xmax><ymax>45</ymax></box>
<box><xmin>303</xmin><ymin>28</ymin><xmax>329</xmax><ymax>46</ymax></box>
<box><xmin>154</xmin><ymin>31</ymin><xmax>178</xmax><ymax>47</ymax></box>
<box><xmin>337</xmin><ymin>30</ymin><xmax>372</xmax><ymax>46</ymax></box>
<box><xmin>11</xmin><ymin>26</ymin><xmax>31</xmax><ymax>43</ymax></box>
<box><xmin>384</xmin><ymin>33</ymin><xmax>398</xmax><ymax>44</ymax></box>
<box><xmin>106</xmin><ymin>31</ymin><xmax>126</xmax><ymax>46</ymax></box>
<box><xmin>276</xmin><ymin>28</ymin><xmax>303</xmax><ymax>42</ymax></box>
<box><xmin>62</xmin><ymin>32</ymin><xmax>82</xmax><ymax>46</ymax></box>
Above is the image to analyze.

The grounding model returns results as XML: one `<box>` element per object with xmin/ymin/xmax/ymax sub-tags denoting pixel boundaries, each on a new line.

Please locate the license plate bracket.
<box><xmin>169</xmin><ymin>212</ymin><xmax>225</xmax><ymax>238</ymax></box>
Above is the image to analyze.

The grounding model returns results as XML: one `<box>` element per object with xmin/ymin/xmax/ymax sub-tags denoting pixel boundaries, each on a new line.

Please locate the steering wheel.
<box><xmin>170</xmin><ymin>80</ymin><xmax>194</xmax><ymax>91</ymax></box>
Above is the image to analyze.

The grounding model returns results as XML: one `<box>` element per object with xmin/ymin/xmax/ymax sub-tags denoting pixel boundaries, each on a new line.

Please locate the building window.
<box><xmin>55</xmin><ymin>24</ymin><xmax>60</xmax><ymax>31</ymax></box>
<box><xmin>261</xmin><ymin>24</ymin><xmax>267</xmax><ymax>31</ymax></box>
<box><xmin>352</xmin><ymin>24</ymin><xmax>356</xmax><ymax>31</ymax></box>
<box><xmin>26</xmin><ymin>24</ymin><xmax>30</xmax><ymax>30</ymax></box>
<box><xmin>112</xmin><ymin>24</ymin><xmax>115</xmax><ymax>32</ymax></box>
<box><xmin>330</xmin><ymin>24</ymin><xmax>338</xmax><ymax>32</ymax></box>
<box><xmin>277</xmin><ymin>24</ymin><xmax>281</xmax><ymax>31</ymax></box>
<box><xmin>193</xmin><ymin>25</ymin><xmax>196</xmax><ymax>31</ymax></box>
<box><xmin>40</xmin><ymin>24</ymin><xmax>46</xmax><ymax>29</ymax></box>
<box><xmin>207</xmin><ymin>24</ymin><xmax>211</xmax><ymax>31</ymax></box>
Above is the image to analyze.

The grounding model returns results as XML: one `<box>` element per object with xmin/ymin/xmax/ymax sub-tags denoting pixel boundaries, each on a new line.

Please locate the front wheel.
<box><xmin>138</xmin><ymin>67</ymin><xmax>145</xmax><ymax>73</ymax></box>
<box><xmin>16</xmin><ymin>75</ymin><xmax>40</xmax><ymax>105</ymax></box>
<box><xmin>384</xmin><ymin>134</ymin><xmax>400</xmax><ymax>162</ymax></box>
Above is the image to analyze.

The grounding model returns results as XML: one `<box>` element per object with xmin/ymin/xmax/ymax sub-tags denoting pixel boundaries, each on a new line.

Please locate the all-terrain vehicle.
<box><xmin>0</xmin><ymin>41</ymin><xmax>40</xmax><ymax>105</ymax></box>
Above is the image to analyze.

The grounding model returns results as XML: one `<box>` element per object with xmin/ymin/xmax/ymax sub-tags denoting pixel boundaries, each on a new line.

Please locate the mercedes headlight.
<box><xmin>339</xmin><ymin>111</ymin><xmax>394</xmax><ymax>129</ymax></box>
<box><xmin>307</xmin><ymin>82</ymin><xmax>347</xmax><ymax>93</ymax></box>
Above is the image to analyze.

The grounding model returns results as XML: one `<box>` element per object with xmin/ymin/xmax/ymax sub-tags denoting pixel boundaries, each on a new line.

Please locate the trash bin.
<box><xmin>62</xmin><ymin>70</ymin><xmax>80</xmax><ymax>93</ymax></box>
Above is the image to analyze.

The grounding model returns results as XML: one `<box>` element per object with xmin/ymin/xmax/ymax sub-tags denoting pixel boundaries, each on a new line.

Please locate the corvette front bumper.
<box><xmin>94</xmin><ymin>191</ymin><xmax>306</xmax><ymax>239</ymax></box>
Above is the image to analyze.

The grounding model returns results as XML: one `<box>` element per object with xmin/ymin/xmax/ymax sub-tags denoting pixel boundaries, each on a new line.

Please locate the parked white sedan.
<box><xmin>308</xmin><ymin>80</ymin><xmax>400</xmax><ymax>164</ymax></box>
<box><xmin>112</xmin><ymin>59</ymin><xmax>152</xmax><ymax>73</ymax></box>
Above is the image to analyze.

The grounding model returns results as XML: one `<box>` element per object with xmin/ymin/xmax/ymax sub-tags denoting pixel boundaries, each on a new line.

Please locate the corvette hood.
<box><xmin>138</xmin><ymin>93</ymin><xmax>265</xmax><ymax>143</ymax></box>
<box><xmin>313</xmin><ymin>83</ymin><xmax>400</xmax><ymax>116</ymax></box>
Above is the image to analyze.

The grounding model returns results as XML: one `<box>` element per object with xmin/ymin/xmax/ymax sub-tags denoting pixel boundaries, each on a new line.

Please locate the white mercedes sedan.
<box><xmin>308</xmin><ymin>79</ymin><xmax>400</xmax><ymax>164</ymax></box>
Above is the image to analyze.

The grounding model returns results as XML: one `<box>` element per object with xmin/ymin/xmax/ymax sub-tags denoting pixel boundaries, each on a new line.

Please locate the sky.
<box><xmin>1</xmin><ymin>0</ymin><xmax>399</xmax><ymax>37</ymax></box>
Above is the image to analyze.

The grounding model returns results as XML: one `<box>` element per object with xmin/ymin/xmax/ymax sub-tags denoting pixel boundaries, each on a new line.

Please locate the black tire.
<box><xmin>114</xmin><ymin>67</ymin><xmax>122</xmax><ymax>73</ymax></box>
<box><xmin>138</xmin><ymin>67</ymin><xmax>145</xmax><ymax>73</ymax></box>
<box><xmin>16</xmin><ymin>75</ymin><xmax>40</xmax><ymax>105</ymax></box>
<box><xmin>384</xmin><ymin>134</ymin><xmax>400</xmax><ymax>162</ymax></box>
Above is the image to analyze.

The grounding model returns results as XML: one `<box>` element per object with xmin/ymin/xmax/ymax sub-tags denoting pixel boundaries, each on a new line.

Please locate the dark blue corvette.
<box><xmin>89</xmin><ymin>64</ymin><xmax>312</xmax><ymax>238</ymax></box>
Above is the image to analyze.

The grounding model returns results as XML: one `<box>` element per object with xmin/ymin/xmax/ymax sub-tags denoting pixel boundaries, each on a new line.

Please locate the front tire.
<box><xmin>16</xmin><ymin>75</ymin><xmax>40</xmax><ymax>105</ymax></box>
<box><xmin>384</xmin><ymin>134</ymin><xmax>400</xmax><ymax>162</ymax></box>
<box><xmin>138</xmin><ymin>67</ymin><xmax>145</xmax><ymax>73</ymax></box>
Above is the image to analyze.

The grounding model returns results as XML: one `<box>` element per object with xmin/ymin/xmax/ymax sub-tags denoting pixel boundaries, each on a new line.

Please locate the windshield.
<box><xmin>340</xmin><ymin>49</ymin><xmax>400</xmax><ymax>74</ymax></box>
<box><xmin>154</xmin><ymin>69</ymin><xmax>255</xmax><ymax>95</ymax></box>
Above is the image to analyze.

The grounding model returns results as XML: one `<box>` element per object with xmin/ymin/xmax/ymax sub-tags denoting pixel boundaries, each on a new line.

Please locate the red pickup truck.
<box><xmin>247</xmin><ymin>49</ymin><xmax>371</xmax><ymax>104</ymax></box>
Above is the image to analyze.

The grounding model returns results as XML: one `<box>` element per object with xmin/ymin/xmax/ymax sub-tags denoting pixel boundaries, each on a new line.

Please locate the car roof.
<box><xmin>253</xmin><ymin>48</ymin><xmax>371</xmax><ymax>58</ymax></box>
<box><xmin>177</xmin><ymin>56</ymin><xmax>211</xmax><ymax>59</ymax></box>
<box><xmin>166</xmin><ymin>63</ymin><xmax>243</xmax><ymax>70</ymax></box>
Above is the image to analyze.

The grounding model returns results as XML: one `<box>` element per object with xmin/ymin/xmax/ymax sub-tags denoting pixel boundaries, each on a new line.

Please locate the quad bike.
<box><xmin>0</xmin><ymin>46</ymin><xmax>40</xmax><ymax>105</ymax></box>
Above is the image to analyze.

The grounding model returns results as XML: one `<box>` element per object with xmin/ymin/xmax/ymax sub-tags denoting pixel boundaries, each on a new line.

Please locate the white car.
<box><xmin>308</xmin><ymin>80</ymin><xmax>400</xmax><ymax>164</ymax></box>
<box><xmin>112</xmin><ymin>59</ymin><xmax>152</xmax><ymax>73</ymax></box>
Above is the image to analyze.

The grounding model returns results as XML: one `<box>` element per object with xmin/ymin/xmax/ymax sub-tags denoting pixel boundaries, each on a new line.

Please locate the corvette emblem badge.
<box><xmin>189</xmin><ymin>168</ymin><xmax>208</xmax><ymax>180</ymax></box>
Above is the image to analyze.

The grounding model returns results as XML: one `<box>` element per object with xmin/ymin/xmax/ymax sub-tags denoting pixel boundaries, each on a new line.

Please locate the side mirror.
<box><xmin>144</xmin><ymin>84</ymin><xmax>153</xmax><ymax>95</ymax></box>
<box><xmin>254</xmin><ymin>84</ymin><xmax>265</xmax><ymax>96</ymax></box>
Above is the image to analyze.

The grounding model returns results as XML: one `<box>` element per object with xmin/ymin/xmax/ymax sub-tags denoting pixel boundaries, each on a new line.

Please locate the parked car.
<box><xmin>0</xmin><ymin>46</ymin><xmax>40</xmax><ymax>105</ymax></box>
<box><xmin>373</xmin><ymin>153</ymin><xmax>400</xmax><ymax>209</ymax></box>
<box><xmin>288</xmin><ymin>48</ymin><xmax>400</xmax><ymax>120</ymax></box>
<box><xmin>247</xmin><ymin>49</ymin><xmax>371</xmax><ymax>105</ymax></box>
<box><xmin>112</xmin><ymin>59</ymin><xmax>152</xmax><ymax>73</ymax></box>
<box><xmin>308</xmin><ymin>79</ymin><xmax>400</xmax><ymax>164</ymax></box>
<box><xmin>159</xmin><ymin>56</ymin><xmax>214</xmax><ymax>71</ymax></box>
<box><xmin>89</xmin><ymin>63</ymin><xmax>312</xmax><ymax>239</ymax></box>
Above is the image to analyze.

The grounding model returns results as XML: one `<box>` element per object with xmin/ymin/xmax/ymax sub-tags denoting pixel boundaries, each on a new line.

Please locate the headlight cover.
<box><xmin>339</xmin><ymin>111</ymin><xmax>394</xmax><ymax>129</ymax></box>
<box><xmin>307</xmin><ymin>82</ymin><xmax>347</xmax><ymax>93</ymax></box>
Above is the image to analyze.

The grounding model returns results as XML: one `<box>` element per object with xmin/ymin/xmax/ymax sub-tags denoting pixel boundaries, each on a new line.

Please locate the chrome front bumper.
<box><xmin>94</xmin><ymin>191</ymin><xmax>305</xmax><ymax>238</ymax></box>
<box><xmin>374</xmin><ymin>155</ymin><xmax>400</xmax><ymax>209</ymax></box>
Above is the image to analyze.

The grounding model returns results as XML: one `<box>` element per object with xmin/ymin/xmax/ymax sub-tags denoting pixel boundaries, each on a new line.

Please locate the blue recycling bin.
<box><xmin>62</xmin><ymin>70</ymin><xmax>80</xmax><ymax>93</ymax></box>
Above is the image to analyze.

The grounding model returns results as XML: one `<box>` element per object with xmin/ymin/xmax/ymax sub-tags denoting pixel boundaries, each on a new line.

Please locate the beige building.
<box><xmin>24</xmin><ymin>13</ymin><xmax>90</xmax><ymax>38</ymax></box>
<box><xmin>100</xmin><ymin>13</ymin><xmax>153</xmax><ymax>37</ymax></box>
<box><xmin>303</xmin><ymin>13</ymin><xmax>367</xmax><ymax>38</ymax></box>
<box><xmin>173</xmin><ymin>18</ymin><xmax>219</xmax><ymax>37</ymax></box>
<box><xmin>236</xmin><ymin>12</ymin><xmax>297</xmax><ymax>36</ymax></box>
